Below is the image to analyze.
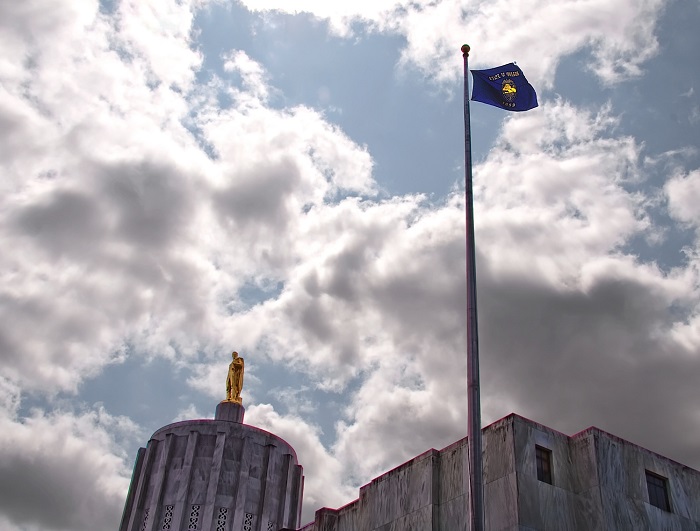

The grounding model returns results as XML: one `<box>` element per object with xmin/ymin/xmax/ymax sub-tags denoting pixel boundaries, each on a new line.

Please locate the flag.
<box><xmin>470</xmin><ymin>63</ymin><xmax>538</xmax><ymax>112</ymax></box>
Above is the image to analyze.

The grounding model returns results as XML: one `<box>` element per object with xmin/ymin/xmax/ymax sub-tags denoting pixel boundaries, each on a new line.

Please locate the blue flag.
<box><xmin>470</xmin><ymin>63</ymin><xmax>538</xmax><ymax>112</ymax></box>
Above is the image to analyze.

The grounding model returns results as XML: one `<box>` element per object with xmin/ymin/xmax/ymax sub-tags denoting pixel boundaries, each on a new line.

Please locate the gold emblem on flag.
<box><xmin>501</xmin><ymin>79</ymin><xmax>517</xmax><ymax>102</ymax></box>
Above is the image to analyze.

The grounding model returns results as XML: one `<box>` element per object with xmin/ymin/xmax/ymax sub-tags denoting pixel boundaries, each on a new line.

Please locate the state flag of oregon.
<box><xmin>470</xmin><ymin>63</ymin><xmax>538</xmax><ymax>112</ymax></box>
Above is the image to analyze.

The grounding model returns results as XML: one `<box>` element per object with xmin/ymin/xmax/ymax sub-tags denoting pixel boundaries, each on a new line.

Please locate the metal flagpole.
<box><xmin>461</xmin><ymin>43</ymin><xmax>484</xmax><ymax>531</ymax></box>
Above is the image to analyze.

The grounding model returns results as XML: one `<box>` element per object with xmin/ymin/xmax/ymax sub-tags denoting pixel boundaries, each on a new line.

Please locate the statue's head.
<box><xmin>232</xmin><ymin>351</ymin><xmax>238</xmax><ymax>359</ymax></box>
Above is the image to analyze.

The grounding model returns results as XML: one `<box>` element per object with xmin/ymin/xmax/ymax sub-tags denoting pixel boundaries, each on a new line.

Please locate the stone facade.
<box><xmin>120</xmin><ymin>408</ymin><xmax>699</xmax><ymax>531</ymax></box>
<box><xmin>120</xmin><ymin>403</ymin><xmax>304</xmax><ymax>531</ymax></box>
<box><xmin>295</xmin><ymin>414</ymin><xmax>700</xmax><ymax>531</ymax></box>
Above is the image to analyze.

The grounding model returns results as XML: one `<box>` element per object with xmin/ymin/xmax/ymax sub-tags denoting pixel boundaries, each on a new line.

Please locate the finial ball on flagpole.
<box><xmin>461</xmin><ymin>44</ymin><xmax>470</xmax><ymax>56</ymax></box>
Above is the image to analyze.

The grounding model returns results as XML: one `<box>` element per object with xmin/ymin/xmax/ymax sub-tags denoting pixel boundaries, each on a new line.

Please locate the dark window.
<box><xmin>536</xmin><ymin>445</ymin><xmax>552</xmax><ymax>484</ymax></box>
<box><xmin>646</xmin><ymin>470</ymin><xmax>671</xmax><ymax>511</ymax></box>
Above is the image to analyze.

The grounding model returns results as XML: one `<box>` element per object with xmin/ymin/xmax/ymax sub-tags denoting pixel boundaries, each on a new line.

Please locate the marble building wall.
<box><xmin>120</xmin><ymin>416</ymin><xmax>304</xmax><ymax>531</ymax></box>
<box><xmin>295</xmin><ymin>414</ymin><xmax>700</xmax><ymax>531</ymax></box>
<box><xmin>591</xmin><ymin>428</ymin><xmax>700</xmax><ymax>530</ymax></box>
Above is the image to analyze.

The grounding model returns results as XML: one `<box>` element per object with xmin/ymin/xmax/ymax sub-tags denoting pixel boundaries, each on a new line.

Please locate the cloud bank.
<box><xmin>0</xmin><ymin>0</ymin><xmax>698</xmax><ymax>529</ymax></box>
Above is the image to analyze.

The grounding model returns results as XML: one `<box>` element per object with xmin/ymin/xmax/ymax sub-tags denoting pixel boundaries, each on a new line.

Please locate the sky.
<box><xmin>1</xmin><ymin>0</ymin><xmax>699</xmax><ymax>529</ymax></box>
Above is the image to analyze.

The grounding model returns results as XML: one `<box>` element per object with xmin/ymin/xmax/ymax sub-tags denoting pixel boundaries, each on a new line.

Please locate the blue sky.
<box><xmin>1</xmin><ymin>0</ymin><xmax>700</xmax><ymax>529</ymax></box>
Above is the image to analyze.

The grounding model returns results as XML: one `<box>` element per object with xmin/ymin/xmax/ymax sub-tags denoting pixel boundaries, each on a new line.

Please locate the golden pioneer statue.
<box><xmin>225</xmin><ymin>351</ymin><xmax>245</xmax><ymax>404</ymax></box>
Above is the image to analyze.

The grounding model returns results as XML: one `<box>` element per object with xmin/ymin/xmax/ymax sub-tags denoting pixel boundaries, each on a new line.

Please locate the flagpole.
<box><xmin>461</xmin><ymin>43</ymin><xmax>484</xmax><ymax>531</ymax></box>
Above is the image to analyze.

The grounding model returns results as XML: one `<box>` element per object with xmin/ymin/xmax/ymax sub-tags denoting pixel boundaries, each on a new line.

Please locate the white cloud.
<box><xmin>173</xmin><ymin>403</ymin><xmax>208</xmax><ymax>421</ymax></box>
<box><xmin>246</xmin><ymin>404</ymin><xmax>355</xmax><ymax>522</ymax></box>
<box><xmin>666</xmin><ymin>168</ymin><xmax>700</xmax><ymax>228</ymax></box>
<box><xmin>1</xmin><ymin>0</ymin><xmax>699</xmax><ymax>526</ymax></box>
<box><xmin>115</xmin><ymin>0</ymin><xmax>203</xmax><ymax>89</ymax></box>
<box><xmin>0</xmin><ymin>0</ymin><xmax>375</xmax><ymax>397</ymax></box>
<box><xmin>235</xmin><ymin>0</ymin><xmax>399</xmax><ymax>36</ymax></box>
<box><xmin>0</xmin><ymin>390</ymin><xmax>138</xmax><ymax>531</ymax></box>
<box><xmin>223</xmin><ymin>49</ymin><xmax>273</xmax><ymax>102</ymax></box>
<box><xmin>238</xmin><ymin>0</ymin><xmax>665</xmax><ymax>85</ymax></box>
<box><xmin>476</xmin><ymin>101</ymin><xmax>647</xmax><ymax>284</ymax></box>
<box><xmin>205</xmin><ymin>97</ymin><xmax>700</xmax><ymax>512</ymax></box>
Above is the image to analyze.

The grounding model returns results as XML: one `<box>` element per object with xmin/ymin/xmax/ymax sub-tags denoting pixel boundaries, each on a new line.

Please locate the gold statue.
<box><xmin>224</xmin><ymin>351</ymin><xmax>245</xmax><ymax>404</ymax></box>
